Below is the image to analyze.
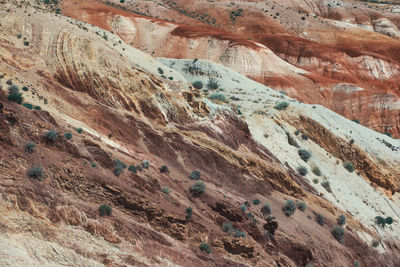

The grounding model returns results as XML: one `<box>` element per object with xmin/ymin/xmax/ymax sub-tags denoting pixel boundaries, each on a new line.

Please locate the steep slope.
<box><xmin>61</xmin><ymin>0</ymin><xmax>400</xmax><ymax>138</ymax></box>
<box><xmin>1</xmin><ymin>1</ymin><xmax>400</xmax><ymax>267</ymax></box>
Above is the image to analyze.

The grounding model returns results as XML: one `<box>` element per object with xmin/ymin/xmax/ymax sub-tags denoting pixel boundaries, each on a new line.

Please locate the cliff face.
<box><xmin>1</xmin><ymin>1</ymin><xmax>400</xmax><ymax>267</ymax></box>
<box><xmin>62</xmin><ymin>0</ymin><xmax>400</xmax><ymax>137</ymax></box>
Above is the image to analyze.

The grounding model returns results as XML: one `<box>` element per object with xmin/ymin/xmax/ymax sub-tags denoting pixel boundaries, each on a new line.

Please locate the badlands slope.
<box><xmin>62</xmin><ymin>0</ymin><xmax>400</xmax><ymax>138</ymax></box>
<box><xmin>0</xmin><ymin>1</ymin><xmax>400</xmax><ymax>267</ymax></box>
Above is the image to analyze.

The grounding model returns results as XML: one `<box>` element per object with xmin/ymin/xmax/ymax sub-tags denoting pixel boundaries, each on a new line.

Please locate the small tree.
<box><xmin>24</xmin><ymin>142</ymin><xmax>36</xmax><ymax>153</ymax></box>
<box><xmin>375</xmin><ymin>216</ymin><xmax>386</xmax><ymax>227</ymax></box>
<box><xmin>331</xmin><ymin>226</ymin><xmax>345</xmax><ymax>243</ymax></box>
<box><xmin>190</xmin><ymin>181</ymin><xmax>205</xmax><ymax>196</ymax></box>
<box><xmin>261</xmin><ymin>203</ymin><xmax>271</xmax><ymax>215</ymax></box>
<box><xmin>44</xmin><ymin>130</ymin><xmax>58</xmax><ymax>142</ymax></box>
<box><xmin>113</xmin><ymin>159</ymin><xmax>127</xmax><ymax>176</ymax></box>
<box><xmin>128</xmin><ymin>165</ymin><xmax>137</xmax><ymax>173</ymax></box>
<box><xmin>99</xmin><ymin>204</ymin><xmax>112</xmax><ymax>216</ymax></box>
<box><xmin>64</xmin><ymin>132</ymin><xmax>73</xmax><ymax>140</ymax></box>
<box><xmin>189</xmin><ymin>170</ymin><xmax>201</xmax><ymax>180</ymax></box>
<box><xmin>385</xmin><ymin>217</ymin><xmax>393</xmax><ymax>225</ymax></box>
<box><xmin>282</xmin><ymin>200</ymin><xmax>296</xmax><ymax>217</ymax></box>
<box><xmin>28</xmin><ymin>166</ymin><xmax>44</xmax><ymax>181</ymax></box>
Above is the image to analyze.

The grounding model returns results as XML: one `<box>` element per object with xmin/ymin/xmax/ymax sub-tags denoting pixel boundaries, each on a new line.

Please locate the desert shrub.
<box><xmin>375</xmin><ymin>216</ymin><xmax>386</xmax><ymax>227</ymax></box>
<box><xmin>7</xmin><ymin>85</ymin><xmax>23</xmax><ymax>104</ymax></box>
<box><xmin>34</xmin><ymin>106</ymin><xmax>41</xmax><ymax>110</ymax></box>
<box><xmin>113</xmin><ymin>159</ymin><xmax>127</xmax><ymax>176</ymax></box>
<box><xmin>240</xmin><ymin>205</ymin><xmax>247</xmax><ymax>212</ymax></box>
<box><xmin>24</xmin><ymin>142</ymin><xmax>36</xmax><ymax>153</ymax></box>
<box><xmin>252</xmin><ymin>199</ymin><xmax>260</xmax><ymax>205</ymax></box>
<box><xmin>199</xmin><ymin>243</ymin><xmax>211</xmax><ymax>254</ymax></box>
<box><xmin>28</xmin><ymin>166</ymin><xmax>44</xmax><ymax>181</ymax></box>
<box><xmin>91</xmin><ymin>162</ymin><xmax>96</xmax><ymax>168</ymax></box>
<box><xmin>159</xmin><ymin>165</ymin><xmax>169</xmax><ymax>173</ymax></box>
<box><xmin>295</xmin><ymin>129</ymin><xmax>301</xmax><ymax>135</ymax></box>
<box><xmin>209</xmin><ymin>93</ymin><xmax>226</xmax><ymax>101</ymax></box>
<box><xmin>44</xmin><ymin>130</ymin><xmax>58</xmax><ymax>142</ymax></box>
<box><xmin>266</xmin><ymin>215</ymin><xmax>276</xmax><ymax>221</ymax></box>
<box><xmin>23</xmin><ymin>41</ymin><xmax>30</xmax><ymax>46</ymax></box>
<box><xmin>298</xmin><ymin>149</ymin><xmax>311</xmax><ymax>162</ymax></box>
<box><xmin>316</xmin><ymin>214</ymin><xmax>325</xmax><ymax>226</ymax></box>
<box><xmin>168</xmin><ymin>76</ymin><xmax>173</xmax><ymax>80</ymax></box>
<box><xmin>157</xmin><ymin>67</ymin><xmax>164</xmax><ymax>74</ymax></box>
<box><xmin>161</xmin><ymin>187</ymin><xmax>170</xmax><ymax>194</ymax></box>
<box><xmin>142</xmin><ymin>160</ymin><xmax>150</xmax><ymax>169</ymax></box>
<box><xmin>349</xmin><ymin>139</ymin><xmax>355</xmax><ymax>144</ymax></box>
<box><xmin>64</xmin><ymin>132</ymin><xmax>72</xmax><ymax>140</ymax></box>
<box><xmin>384</xmin><ymin>132</ymin><xmax>392</xmax><ymax>137</ymax></box>
<box><xmin>312</xmin><ymin>178</ymin><xmax>319</xmax><ymax>184</ymax></box>
<box><xmin>261</xmin><ymin>203</ymin><xmax>271</xmax><ymax>215</ymax></box>
<box><xmin>17</xmin><ymin>33</ymin><xmax>22</xmax><ymax>39</ymax></box>
<box><xmin>371</xmin><ymin>239</ymin><xmax>380</xmax><ymax>248</ymax></box>
<box><xmin>99</xmin><ymin>204</ymin><xmax>112</xmax><ymax>216</ymax></box>
<box><xmin>76</xmin><ymin>128</ymin><xmax>83</xmax><ymax>134</ymax></box>
<box><xmin>128</xmin><ymin>165</ymin><xmax>137</xmax><ymax>173</ymax></box>
<box><xmin>190</xmin><ymin>181</ymin><xmax>205</xmax><ymax>196</ymax></box>
<box><xmin>189</xmin><ymin>170</ymin><xmax>201</xmax><ymax>180</ymax></box>
<box><xmin>297</xmin><ymin>201</ymin><xmax>307</xmax><ymax>212</ymax></box>
<box><xmin>297</xmin><ymin>166</ymin><xmax>308</xmax><ymax>176</ymax></box>
<box><xmin>274</xmin><ymin>101</ymin><xmax>289</xmax><ymax>110</ymax></box>
<box><xmin>312</xmin><ymin>166</ymin><xmax>321</xmax><ymax>176</ymax></box>
<box><xmin>337</xmin><ymin>214</ymin><xmax>346</xmax><ymax>226</ymax></box>
<box><xmin>321</xmin><ymin>181</ymin><xmax>332</xmax><ymax>192</ymax></box>
<box><xmin>22</xmin><ymin>103</ymin><xmax>33</xmax><ymax>109</ymax></box>
<box><xmin>282</xmin><ymin>199</ymin><xmax>296</xmax><ymax>217</ymax></box>
<box><xmin>331</xmin><ymin>226</ymin><xmax>345</xmax><ymax>243</ymax></box>
<box><xmin>344</xmin><ymin>162</ymin><xmax>354</xmax><ymax>172</ymax></box>
<box><xmin>301</xmin><ymin>133</ymin><xmax>309</xmax><ymax>140</ymax></box>
<box><xmin>206</xmin><ymin>77</ymin><xmax>220</xmax><ymax>90</ymax></box>
<box><xmin>234</xmin><ymin>230</ymin><xmax>246</xmax><ymax>238</ymax></box>
<box><xmin>354</xmin><ymin>260</ymin><xmax>360</xmax><ymax>267</ymax></box>
<box><xmin>223</xmin><ymin>222</ymin><xmax>234</xmax><ymax>233</ymax></box>
<box><xmin>186</xmin><ymin>207</ymin><xmax>193</xmax><ymax>220</ymax></box>
<box><xmin>6</xmin><ymin>79</ymin><xmax>12</xmax><ymax>85</ymax></box>
<box><xmin>136</xmin><ymin>165</ymin><xmax>143</xmax><ymax>171</ymax></box>
<box><xmin>192</xmin><ymin>80</ymin><xmax>203</xmax><ymax>89</ymax></box>
<box><xmin>351</xmin><ymin>119</ymin><xmax>360</xmax><ymax>124</ymax></box>
<box><xmin>385</xmin><ymin>217</ymin><xmax>393</xmax><ymax>225</ymax></box>
<box><xmin>22</xmin><ymin>86</ymin><xmax>28</xmax><ymax>91</ymax></box>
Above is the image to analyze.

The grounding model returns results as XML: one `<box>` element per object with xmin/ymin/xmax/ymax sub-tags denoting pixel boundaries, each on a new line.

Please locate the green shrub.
<box><xmin>199</xmin><ymin>243</ymin><xmax>211</xmax><ymax>254</ymax></box>
<box><xmin>24</xmin><ymin>142</ymin><xmax>36</xmax><ymax>153</ymax></box>
<box><xmin>128</xmin><ymin>165</ymin><xmax>137</xmax><ymax>173</ymax></box>
<box><xmin>344</xmin><ymin>162</ymin><xmax>354</xmax><ymax>172</ymax></box>
<box><xmin>295</xmin><ymin>129</ymin><xmax>301</xmax><ymax>135</ymax></box>
<box><xmin>274</xmin><ymin>101</ymin><xmax>289</xmax><ymax>110</ymax></box>
<box><xmin>240</xmin><ymin>205</ymin><xmax>247</xmax><ymax>212</ymax></box>
<box><xmin>192</xmin><ymin>80</ymin><xmax>203</xmax><ymax>89</ymax></box>
<box><xmin>76</xmin><ymin>128</ymin><xmax>83</xmax><ymax>134</ymax></box>
<box><xmin>113</xmin><ymin>159</ymin><xmax>127</xmax><ymax>176</ymax></box>
<box><xmin>316</xmin><ymin>214</ymin><xmax>324</xmax><ymax>225</ymax></box>
<box><xmin>190</xmin><ymin>181</ymin><xmax>205</xmax><ymax>196</ymax></box>
<box><xmin>22</xmin><ymin>86</ymin><xmax>28</xmax><ymax>91</ymax></box>
<box><xmin>385</xmin><ymin>216</ymin><xmax>393</xmax><ymax>225</ymax></box>
<box><xmin>371</xmin><ymin>239</ymin><xmax>379</xmax><ymax>248</ymax></box>
<box><xmin>7</xmin><ymin>85</ymin><xmax>23</xmax><ymax>104</ymax></box>
<box><xmin>99</xmin><ymin>204</ymin><xmax>112</xmax><ymax>216</ymax></box>
<box><xmin>375</xmin><ymin>216</ymin><xmax>386</xmax><ymax>227</ymax></box>
<box><xmin>298</xmin><ymin>149</ymin><xmax>311</xmax><ymax>162</ymax></box>
<box><xmin>337</xmin><ymin>214</ymin><xmax>346</xmax><ymax>226</ymax></box>
<box><xmin>321</xmin><ymin>181</ymin><xmax>332</xmax><ymax>192</ymax></box>
<box><xmin>23</xmin><ymin>41</ymin><xmax>30</xmax><ymax>46</ymax></box>
<box><xmin>252</xmin><ymin>199</ymin><xmax>260</xmax><ymax>205</ymax></box>
<box><xmin>17</xmin><ymin>33</ymin><xmax>22</xmax><ymax>39</ymax></box>
<box><xmin>159</xmin><ymin>165</ymin><xmax>169</xmax><ymax>173</ymax></box>
<box><xmin>297</xmin><ymin>201</ymin><xmax>306</xmax><ymax>212</ymax></box>
<box><xmin>157</xmin><ymin>67</ymin><xmax>164</xmax><ymax>74</ymax></box>
<box><xmin>282</xmin><ymin>199</ymin><xmax>296</xmax><ymax>217</ymax></box>
<box><xmin>261</xmin><ymin>203</ymin><xmax>271</xmax><ymax>215</ymax></box>
<box><xmin>22</xmin><ymin>103</ymin><xmax>33</xmax><ymax>109</ymax></box>
<box><xmin>64</xmin><ymin>132</ymin><xmax>72</xmax><ymax>140</ymax></box>
<box><xmin>209</xmin><ymin>93</ymin><xmax>226</xmax><ymax>101</ymax></box>
<box><xmin>206</xmin><ymin>78</ymin><xmax>220</xmax><ymax>90</ymax></box>
<box><xmin>223</xmin><ymin>222</ymin><xmax>234</xmax><ymax>233</ymax></box>
<box><xmin>28</xmin><ymin>166</ymin><xmax>44</xmax><ymax>181</ymax></box>
<box><xmin>142</xmin><ymin>160</ymin><xmax>150</xmax><ymax>169</ymax></box>
<box><xmin>189</xmin><ymin>170</ymin><xmax>201</xmax><ymax>180</ymax></box>
<box><xmin>161</xmin><ymin>187</ymin><xmax>170</xmax><ymax>194</ymax></box>
<box><xmin>44</xmin><ymin>130</ymin><xmax>58</xmax><ymax>142</ymax></box>
<box><xmin>312</xmin><ymin>166</ymin><xmax>321</xmax><ymax>176</ymax></box>
<box><xmin>331</xmin><ymin>226</ymin><xmax>345</xmax><ymax>243</ymax></box>
<box><xmin>297</xmin><ymin>166</ymin><xmax>308</xmax><ymax>176</ymax></box>
<box><xmin>186</xmin><ymin>207</ymin><xmax>193</xmax><ymax>220</ymax></box>
<box><xmin>354</xmin><ymin>260</ymin><xmax>360</xmax><ymax>267</ymax></box>
<box><xmin>349</xmin><ymin>139</ymin><xmax>355</xmax><ymax>145</ymax></box>
<box><xmin>91</xmin><ymin>162</ymin><xmax>96</xmax><ymax>168</ymax></box>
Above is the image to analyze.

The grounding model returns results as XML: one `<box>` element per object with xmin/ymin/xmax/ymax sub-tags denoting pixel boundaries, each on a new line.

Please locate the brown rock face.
<box><xmin>62</xmin><ymin>0</ymin><xmax>400</xmax><ymax>137</ymax></box>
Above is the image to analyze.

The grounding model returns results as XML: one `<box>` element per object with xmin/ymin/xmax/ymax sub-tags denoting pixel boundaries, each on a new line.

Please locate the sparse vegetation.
<box><xmin>64</xmin><ymin>132</ymin><xmax>72</xmax><ymax>140</ymax></box>
<box><xmin>331</xmin><ymin>226</ymin><xmax>345</xmax><ymax>243</ymax></box>
<box><xmin>99</xmin><ymin>204</ymin><xmax>112</xmax><ymax>216</ymax></box>
<box><xmin>337</xmin><ymin>214</ymin><xmax>346</xmax><ymax>226</ymax></box>
<box><xmin>343</xmin><ymin>162</ymin><xmax>355</xmax><ymax>172</ymax></box>
<box><xmin>274</xmin><ymin>101</ymin><xmax>289</xmax><ymax>110</ymax></box>
<box><xmin>282</xmin><ymin>199</ymin><xmax>296</xmax><ymax>217</ymax></box>
<box><xmin>28</xmin><ymin>166</ymin><xmax>44</xmax><ymax>181</ymax></box>
<box><xmin>312</xmin><ymin>166</ymin><xmax>321</xmax><ymax>176</ymax></box>
<box><xmin>199</xmin><ymin>243</ymin><xmax>211</xmax><ymax>254</ymax></box>
<box><xmin>128</xmin><ymin>165</ymin><xmax>137</xmax><ymax>173</ymax></box>
<box><xmin>113</xmin><ymin>159</ymin><xmax>127</xmax><ymax>176</ymax></box>
<box><xmin>192</xmin><ymin>80</ymin><xmax>203</xmax><ymax>89</ymax></box>
<box><xmin>297</xmin><ymin>166</ymin><xmax>308</xmax><ymax>176</ymax></box>
<box><xmin>24</xmin><ymin>142</ymin><xmax>36</xmax><ymax>153</ymax></box>
<box><xmin>316</xmin><ymin>214</ymin><xmax>325</xmax><ymax>226</ymax></box>
<box><xmin>189</xmin><ymin>170</ymin><xmax>201</xmax><ymax>180</ymax></box>
<box><xmin>298</xmin><ymin>149</ymin><xmax>311</xmax><ymax>162</ymax></box>
<box><xmin>159</xmin><ymin>165</ymin><xmax>169</xmax><ymax>173</ymax></box>
<box><xmin>298</xmin><ymin>201</ymin><xmax>307</xmax><ymax>212</ymax></box>
<box><xmin>44</xmin><ymin>130</ymin><xmax>58</xmax><ymax>142</ymax></box>
<box><xmin>206</xmin><ymin>77</ymin><xmax>220</xmax><ymax>90</ymax></box>
<box><xmin>261</xmin><ymin>203</ymin><xmax>271</xmax><ymax>215</ymax></box>
<box><xmin>190</xmin><ymin>181</ymin><xmax>205</xmax><ymax>196</ymax></box>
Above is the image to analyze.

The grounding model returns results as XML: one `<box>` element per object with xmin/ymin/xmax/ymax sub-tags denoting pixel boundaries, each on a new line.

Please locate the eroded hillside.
<box><xmin>0</xmin><ymin>1</ymin><xmax>400</xmax><ymax>267</ymax></box>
